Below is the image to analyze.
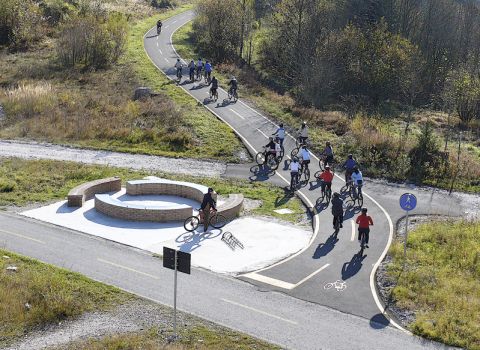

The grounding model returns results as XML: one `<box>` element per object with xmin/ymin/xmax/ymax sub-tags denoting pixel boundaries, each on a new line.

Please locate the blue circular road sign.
<box><xmin>400</xmin><ymin>193</ymin><xmax>417</xmax><ymax>211</ymax></box>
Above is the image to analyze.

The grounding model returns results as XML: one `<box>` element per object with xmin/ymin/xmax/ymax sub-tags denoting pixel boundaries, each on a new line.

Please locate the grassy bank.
<box><xmin>385</xmin><ymin>220</ymin><xmax>480</xmax><ymax>349</ymax></box>
<box><xmin>173</xmin><ymin>21</ymin><xmax>480</xmax><ymax>193</ymax></box>
<box><xmin>0</xmin><ymin>250</ymin><xmax>129</xmax><ymax>347</ymax></box>
<box><xmin>0</xmin><ymin>2</ymin><xmax>245</xmax><ymax>162</ymax></box>
<box><xmin>58</xmin><ymin>326</ymin><xmax>279</xmax><ymax>350</ymax></box>
<box><xmin>0</xmin><ymin>158</ymin><xmax>304</xmax><ymax>223</ymax></box>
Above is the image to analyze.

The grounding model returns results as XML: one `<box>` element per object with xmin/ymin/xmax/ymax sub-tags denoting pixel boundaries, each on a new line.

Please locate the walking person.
<box><xmin>200</xmin><ymin>188</ymin><xmax>216</xmax><ymax>232</ymax></box>
<box><xmin>356</xmin><ymin>208</ymin><xmax>373</xmax><ymax>248</ymax></box>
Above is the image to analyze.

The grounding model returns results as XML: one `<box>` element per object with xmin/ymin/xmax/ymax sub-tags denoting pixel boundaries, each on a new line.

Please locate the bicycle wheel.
<box><xmin>255</xmin><ymin>152</ymin><xmax>266</xmax><ymax>165</ymax></box>
<box><xmin>210</xmin><ymin>213</ymin><xmax>227</xmax><ymax>229</ymax></box>
<box><xmin>340</xmin><ymin>182</ymin><xmax>350</xmax><ymax>194</ymax></box>
<box><xmin>316</xmin><ymin>194</ymin><xmax>325</xmax><ymax>207</ymax></box>
<box><xmin>319</xmin><ymin>159</ymin><xmax>325</xmax><ymax>171</ymax></box>
<box><xmin>233</xmin><ymin>91</ymin><xmax>238</xmax><ymax>102</ymax></box>
<box><xmin>302</xmin><ymin>168</ymin><xmax>310</xmax><ymax>182</ymax></box>
<box><xmin>279</xmin><ymin>146</ymin><xmax>285</xmax><ymax>158</ymax></box>
<box><xmin>349</xmin><ymin>186</ymin><xmax>356</xmax><ymax>201</ymax></box>
<box><xmin>268</xmin><ymin>157</ymin><xmax>279</xmax><ymax>171</ymax></box>
<box><xmin>290</xmin><ymin>147</ymin><xmax>300</xmax><ymax>158</ymax></box>
<box><xmin>357</xmin><ymin>192</ymin><xmax>364</xmax><ymax>207</ymax></box>
<box><xmin>184</xmin><ymin>216</ymin><xmax>200</xmax><ymax>232</ymax></box>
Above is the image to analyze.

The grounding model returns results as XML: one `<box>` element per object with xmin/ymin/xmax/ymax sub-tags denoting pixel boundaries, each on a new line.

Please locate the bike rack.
<box><xmin>221</xmin><ymin>231</ymin><xmax>244</xmax><ymax>251</ymax></box>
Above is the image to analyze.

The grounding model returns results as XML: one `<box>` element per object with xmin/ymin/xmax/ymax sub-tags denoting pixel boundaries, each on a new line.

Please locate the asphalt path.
<box><xmin>0</xmin><ymin>212</ymin><xmax>454</xmax><ymax>349</ymax></box>
<box><xmin>145</xmin><ymin>10</ymin><xmax>398</xmax><ymax>325</ymax></box>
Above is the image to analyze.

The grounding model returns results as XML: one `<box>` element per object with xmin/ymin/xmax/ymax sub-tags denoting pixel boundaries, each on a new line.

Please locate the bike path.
<box><xmin>145</xmin><ymin>11</ymin><xmax>395</xmax><ymax>323</ymax></box>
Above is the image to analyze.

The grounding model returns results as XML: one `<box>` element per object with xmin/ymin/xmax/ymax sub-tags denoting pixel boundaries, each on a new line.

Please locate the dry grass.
<box><xmin>1</xmin><ymin>82</ymin><xmax>55</xmax><ymax>120</ymax></box>
<box><xmin>0</xmin><ymin>250</ymin><xmax>130</xmax><ymax>347</ymax></box>
<box><xmin>386</xmin><ymin>220</ymin><xmax>480</xmax><ymax>349</ymax></box>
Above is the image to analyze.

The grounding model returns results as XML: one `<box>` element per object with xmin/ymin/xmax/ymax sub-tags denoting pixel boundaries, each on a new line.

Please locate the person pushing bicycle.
<box><xmin>200</xmin><ymin>188</ymin><xmax>216</xmax><ymax>232</ymax></box>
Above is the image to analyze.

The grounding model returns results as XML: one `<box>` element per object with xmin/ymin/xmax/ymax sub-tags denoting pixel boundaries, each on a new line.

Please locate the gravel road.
<box><xmin>0</xmin><ymin>140</ymin><xmax>227</xmax><ymax>178</ymax></box>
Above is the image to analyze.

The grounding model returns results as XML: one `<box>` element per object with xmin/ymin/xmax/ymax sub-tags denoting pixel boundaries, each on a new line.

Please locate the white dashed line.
<box><xmin>229</xmin><ymin>108</ymin><xmax>245</xmax><ymax>119</ymax></box>
<box><xmin>255</xmin><ymin>128</ymin><xmax>269</xmax><ymax>138</ymax></box>
<box><xmin>221</xmin><ymin>298</ymin><xmax>298</xmax><ymax>325</ymax></box>
<box><xmin>0</xmin><ymin>229</ymin><xmax>45</xmax><ymax>244</ymax></box>
<box><xmin>351</xmin><ymin>220</ymin><xmax>356</xmax><ymax>241</ymax></box>
<box><xmin>97</xmin><ymin>258</ymin><xmax>159</xmax><ymax>280</ymax></box>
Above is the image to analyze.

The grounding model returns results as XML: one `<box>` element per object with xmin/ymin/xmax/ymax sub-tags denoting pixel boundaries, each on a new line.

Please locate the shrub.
<box><xmin>0</xmin><ymin>179</ymin><xmax>15</xmax><ymax>192</ymax></box>
<box><xmin>408</xmin><ymin>123</ymin><xmax>443</xmax><ymax>182</ymax></box>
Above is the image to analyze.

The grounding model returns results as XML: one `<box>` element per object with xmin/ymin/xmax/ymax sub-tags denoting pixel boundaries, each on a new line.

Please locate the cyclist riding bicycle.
<box><xmin>200</xmin><ymin>187</ymin><xmax>217</xmax><ymax>232</ymax></box>
<box><xmin>204</xmin><ymin>60</ymin><xmax>213</xmax><ymax>81</ymax></box>
<box><xmin>322</xmin><ymin>141</ymin><xmax>334</xmax><ymax>166</ymax></box>
<box><xmin>331</xmin><ymin>192</ymin><xmax>344</xmax><ymax>229</ymax></box>
<box><xmin>188</xmin><ymin>59</ymin><xmax>196</xmax><ymax>81</ymax></box>
<box><xmin>351</xmin><ymin>167</ymin><xmax>363</xmax><ymax>196</ymax></box>
<box><xmin>300</xmin><ymin>144</ymin><xmax>311</xmax><ymax>172</ymax></box>
<box><xmin>318</xmin><ymin>165</ymin><xmax>334</xmax><ymax>195</ymax></box>
<box><xmin>174</xmin><ymin>58</ymin><xmax>182</xmax><ymax>79</ymax></box>
<box><xmin>343</xmin><ymin>154</ymin><xmax>357</xmax><ymax>183</ymax></box>
<box><xmin>196</xmin><ymin>58</ymin><xmax>203</xmax><ymax>79</ymax></box>
<box><xmin>272</xmin><ymin>123</ymin><xmax>285</xmax><ymax>147</ymax></box>
<box><xmin>298</xmin><ymin>121</ymin><xmax>308</xmax><ymax>144</ymax></box>
<box><xmin>228</xmin><ymin>76</ymin><xmax>238</xmax><ymax>96</ymax></box>
<box><xmin>264</xmin><ymin>137</ymin><xmax>276</xmax><ymax>166</ymax></box>
<box><xmin>156</xmin><ymin>20</ymin><xmax>162</xmax><ymax>33</ymax></box>
<box><xmin>356</xmin><ymin>207</ymin><xmax>373</xmax><ymax>248</ymax></box>
<box><xmin>209</xmin><ymin>76</ymin><xmax>218</xmax><ymax>98</ymax></box>
<box><xmin>290</xmin><ymin>157</ymin><xmax>300</xmax><ymax>190</ymax></box>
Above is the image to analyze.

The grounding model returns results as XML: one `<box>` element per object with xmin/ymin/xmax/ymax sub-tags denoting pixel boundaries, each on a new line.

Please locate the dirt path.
<box><xmin>0</xmin><ymin>140</ymin><xmax>226</xmax><ymax>178</ymax></box>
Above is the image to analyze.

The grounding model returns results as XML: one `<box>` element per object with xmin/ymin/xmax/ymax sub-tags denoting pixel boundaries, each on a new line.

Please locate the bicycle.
<box><xmin>298</xmin><ymin>161</ymin><xmax>310</xmax><ymax>184</ymax></box>
<box><xmin>209</xmin><ymin>88</ymin><xmax>218</xmax><ymax>102</ymax></box>
<box><xmin>315</xmin><ymin>181</ymin><xmax>332</xmax><ymax>206</ymax></box>
<box><xmin>295</xmin><ymin>136</ymin><xmax>308</xmax><ymax>148</ymax></box>
<box><xmin>176</xmin><ymin>69</ymin><xmax>182</xmax><ymax>84</ymax></box>
<box><xmin>204</xmin><ymin>71</ymin><xmax>211</xmax><ymax>84</ymax></box>
<box><xmin>183</xmin><ymin>210</ymin><xmax>227</xmax><ymax>232</ymax></box>
<box><xmin>195</xmin><ymin>69</ymin><xmax>202</xmax><ymax>81</ymax></box>
<box><xmin>290</xmin><ymin>172</ymin><xmax>300</xmax><ymax>191</ymax></box>
<box><xmin>340</xmin><ymin>178</ymin><xmax>353</xmax><ymax>194</ymax></box>
<box><xmin>349</xmin><ymin>183</ymin><xmax>364</xmax><ymax>207</ymax></box>
<box><xmin>272</xmin><ymin>136</ymin><xmax>285</xmax><ymax>158</ymax></box>
<box><xmin>157</xmin><ymin>26</ymin><xmax>161</xmax><ymax>35</ymax></box>
<box><xmin>228</xmin><ymin>88</ymin><xmax>238</xmax><ymax>102</ymax></box>
<box><xmin>189</xmin><ymin>70</ymin><xmax>195</xmax><ymax>82</ymax></box>
<box><xmin>319</xmin><ymin>154</ymin><xmax>336</xmax><ymax>172</ymax></box>
<box><xmin>255</xmin><ymin>147</ymin><xmax>280</xmax><ymax>171</ymax></box>
<box><xmin>359</xmin><ymin>229</ymin><xmax>367</xmax><ymax>251</ymax></box>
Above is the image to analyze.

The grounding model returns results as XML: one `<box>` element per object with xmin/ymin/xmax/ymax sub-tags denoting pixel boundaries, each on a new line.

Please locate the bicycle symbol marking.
<box><xmin>324</xmin><ymin>280</ymin><xmax>347</xmax><ymax>292</ymax></box>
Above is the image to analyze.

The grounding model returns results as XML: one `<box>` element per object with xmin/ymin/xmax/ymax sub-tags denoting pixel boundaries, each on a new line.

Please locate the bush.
<box><xmin>0</xmin><ymin>179</ymin><xmax>15</xmax><ymax>193</ymax></box>
<box><xmin>56</xmin><ymin>13</ymin><xmax>127</xmax><ymax>69</ymax></box>
<box><xmin>408</xmin><ymin>123</ymin><xmax>443</xmax><ymax>182</ymax></box>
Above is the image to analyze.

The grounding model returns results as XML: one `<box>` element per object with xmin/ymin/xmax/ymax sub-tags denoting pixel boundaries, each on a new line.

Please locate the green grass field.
<box><xmin>385</xmin><ymin>220</ymin><xmax>480</xmax><ymax>349</ymax></box>
<box><xmin>0</xmin><ymin>250</ymin><xmax>130</xmax><ymax>347</ymax></box>
<box><xmin>0</xmin><ymin>158</ymin><xmax>305</xmax><ymax>223</ymax></box>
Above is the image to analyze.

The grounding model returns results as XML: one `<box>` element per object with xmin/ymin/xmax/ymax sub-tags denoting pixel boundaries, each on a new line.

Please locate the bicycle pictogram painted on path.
<box><xmin>324</xmin><ymin>280</ymin><xmax>347</xmax><ymax>292</ymax></box>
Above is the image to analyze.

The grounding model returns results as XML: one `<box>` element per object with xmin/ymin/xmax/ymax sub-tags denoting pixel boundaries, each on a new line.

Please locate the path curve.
<box><xmin>145</xmin><ymin>10</ymin><xmax>401</xmax><ymax>328</ymax></box>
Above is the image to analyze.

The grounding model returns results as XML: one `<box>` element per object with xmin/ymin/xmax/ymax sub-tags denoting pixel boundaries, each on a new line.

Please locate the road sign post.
<box><xmin>163</xmin><ymin>247</ymin><xmax>191</xmax><ymax>340</ymax></box>
<box><xmin>399</xmin><ymin>193</ymin><xmax>417</xmax><ymax>269</ymax></box>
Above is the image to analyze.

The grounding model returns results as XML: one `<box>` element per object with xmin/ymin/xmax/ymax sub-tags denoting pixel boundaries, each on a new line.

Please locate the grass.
<box><xmin>0</xmin><ymin>3</ymin><xmax>245</xmax><ymax>162</ymax></box>
<box><xmin>172</xmin><ymin>20</ymin><xmax>480</xmax><ymax>193</ymax></box>
<box><xmin>0</xmin><ymin>250</ymin><xmax>130</xmax><ymax>347</ymax></box>
<box><xmin>0</xmin><ymin>158</ymin><xmax>305</xmax><ymax>223</ymax></box>
<box><xmin>385</xmin><ymin>220</ymin><xmax>480</xmax><ymax>349</ymax></box>
<box><xmin>59</xmin><ymin>326</ymin><xmax>279</xmax><ymax>350</ymax></box>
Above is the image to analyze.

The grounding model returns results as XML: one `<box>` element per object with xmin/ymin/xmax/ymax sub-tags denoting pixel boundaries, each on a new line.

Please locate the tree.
<box><xmin>408</xmin><ymin>123</ymin><xmax>442</xmax><ymax>182</ymax></box>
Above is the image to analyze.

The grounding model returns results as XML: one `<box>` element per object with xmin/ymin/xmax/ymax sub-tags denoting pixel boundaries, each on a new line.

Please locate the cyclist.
<box><xmin>290</xmin><ymin>157</ymin><xmax>300</xmax><ymax>190</ymax></box>
<box><xmin>356</xmin><ymin>207</ymin><xmax>373</xmax><ymax>248</ymax></box>
<box><xmin>200</xmin><ymin>187</ymin><xmax>217</xmax><ymax>232</ymax></box>
<box><xmin>331</xmin><ymin>192</ymin><xmax>344</xmax><ymax>230</ymax></box>
<box><xmin>300</xmin><ymin>144</ymin><xmax>311</xmax><ymax>173</ymax></box>
<box><xmin>298</xmin><ymin>121</ymin><xmax>308</xmax><ymax>144</ymax></box>
<box><xmin>272</xmin><ymin>123</ymin><xmax>285</xmax><ymax>147</ymax></box>
<box><xmin>209</xmin><ymin>76</ymin><xmax>218</xmax><ymax>100</ymax></box>
<box><xmin>156</xmin><ymin>20</ymin><xmax>162</xmax><ymax>34</ymax></box>
<box><xmin>174</xmin><ymin>58</ymin><xmax>182</xmax><ymax>80</ymax></box>
<box><xmin>343</xmin><ymin>154</ymin><xmax>357</xmax><ymax>183</ymax></box>
<box><xmin>188</xmin><ymin>59</ymin><xmax>196</xmax><ymax>82</ymax></box>
<box><xmin>264</xmin><ymin>137</ymin><xmax>276</xmax><ymax>166</ymax></box>
<box><xmin>204</xmin><ymin>60</ymin><xmax>213</xmax><ymax>82</ymax></box>
<box><xmin>322</xmin><ymin>141</ymin><xmax>334</xmax><ymax>167</ymax></box>
<box><xmin>318</xmin><ymin>165</ymin><xmax>334</xmax><ymax>196</ymax></box>
<box><xmin>228</xmin><ymin>76</ymin><xmax>238</xmax><ymax>97</ymax></box>
<box><xmin>196</xmin><ymin>58</ymin><xmax>203</xmax><ymax>80</ymax></box>
<box><xmin>351</xmin><ymin>167</ymin><xmax>363</xmax><ymax>198</ymax></box>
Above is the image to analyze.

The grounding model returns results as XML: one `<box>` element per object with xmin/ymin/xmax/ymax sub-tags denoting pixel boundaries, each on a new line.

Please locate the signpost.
<box><xmin>163</xmin><ymin>247</ymin><xmax>191</xmax><ymax>340</ymax></box>
<box><xmin>399</xmin><ymin>193</ymin><xmax>417</xmax><ymax>268</ymax></box>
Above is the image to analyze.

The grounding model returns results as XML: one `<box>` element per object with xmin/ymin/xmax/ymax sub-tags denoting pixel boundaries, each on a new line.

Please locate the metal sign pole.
<box><xmin>403</xmin><ymin>210</ymin><xmax>409</xmax><ymax>269</ymax></box>
<box><xmin>173</xmin><ymin>249</ymin><xmax>178</xmax><ymax>339</ymax></box>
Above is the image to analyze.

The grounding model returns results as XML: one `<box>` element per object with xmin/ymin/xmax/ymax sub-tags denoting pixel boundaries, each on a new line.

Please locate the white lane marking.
<box><xmin>242</xmin><ymin>273</ymin><xmax>295</xmax><ymax>289</ymax></box>
<box><xmin>164</xmin><ymin>57</ymin><xmax>169</xmax><ymax>63</ymax></box>
<box><xmin>172</xmin><ymin>20</ymin><xmax>177</xmax><ymax>24</ymax></box>
<box><xmin>221</xmin><ymin>298</ymin><xmax>298</xmax><ymax>325</ymax></box>
<box><xmin>229</xmin><ymin>108</ymin><xmax>245</xmax><ymax>120</ymax></box>
<box><xmin>0</xmin><ymin>229</ymin><xmax>45</xmax><ymax>244</ymax></box>
<box><xmin>294</xmin><ymin>264</ymin><xmax>330</xmax><ymax>288</ymax></box>
<box><xmin>159</xmin><ymin>48</ymin><xmax>163</xmax><ymax>55</ymax></box>
<box><xmin>256</xmin><ymin>128</ymin><xmax>269</xmax><ymax>138</ymax></box>
<box><xmin>169</xmin><ymin>19</ymin><xmax>190</xmax><ymax>65</ymax></box>
<box><xmin>164</xmin><ymin>25</ymin><xmax>169</xmax><ymax>29</ymax></box>
<box><xmin>351</xmin><ymin>220</ymin><xmax>356</xmax><ymax>241</ymax></box>
<box><xmin>243</xmin><ymin>264</ymin><xmax>330</xmax><ymax>290</ymax></box>
<box><xmin>97</xmin><ymin>258</ymin><xmax>159</xmax><ymax>280</ymax></box>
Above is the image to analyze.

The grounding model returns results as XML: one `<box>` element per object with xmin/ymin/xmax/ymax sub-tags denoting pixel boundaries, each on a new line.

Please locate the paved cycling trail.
<box><xmin>146</xmin><ymin>11</ymin><xmax>395</xmax><ymax>326</ymax></box>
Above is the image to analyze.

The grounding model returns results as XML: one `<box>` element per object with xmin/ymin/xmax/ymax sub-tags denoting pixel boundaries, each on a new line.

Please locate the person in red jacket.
<box><xmin>318</xmin><ymin>165</ymin><xmax>334</xmax><ymax>195</ymax></box>
<box><xmin>356</xmin><ymin>208</ymin><xmax>373</xmax><ymax>248</ymax></box>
